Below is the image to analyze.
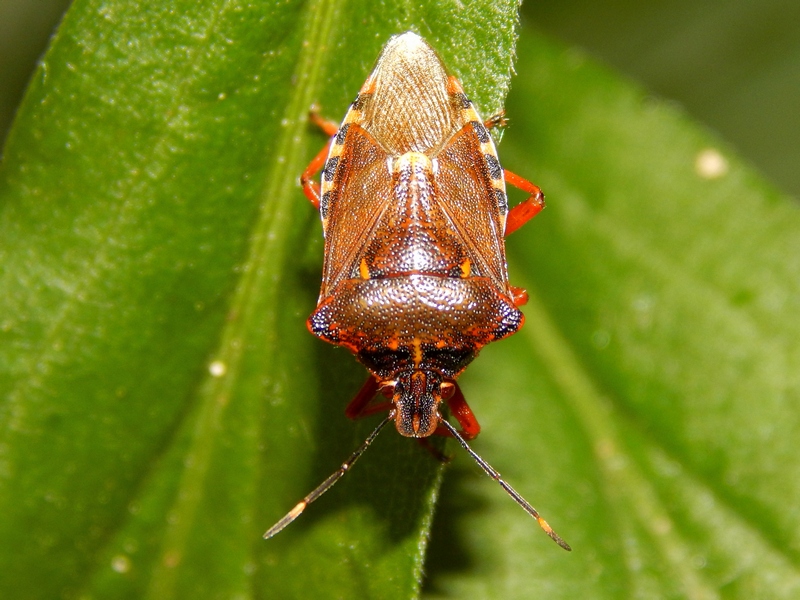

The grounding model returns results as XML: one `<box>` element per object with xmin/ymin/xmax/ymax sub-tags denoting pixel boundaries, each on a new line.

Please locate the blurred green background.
<box><xmin>2</xmin><ymin>0</ymin><xmax>799</xmax><ymax>198</ymax></box>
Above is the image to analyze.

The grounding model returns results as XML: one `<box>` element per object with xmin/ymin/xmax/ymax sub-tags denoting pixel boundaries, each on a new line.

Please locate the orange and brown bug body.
<box><xmin>267</xmin><ymin>32</ymin><xmax>569</xmax><ymax>550</ymax></box>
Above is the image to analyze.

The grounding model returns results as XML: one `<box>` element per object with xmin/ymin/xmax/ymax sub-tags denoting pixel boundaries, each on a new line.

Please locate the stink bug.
<box><xmin>265</xmin><ymin>32</ymin><xmax>570</xmax><ymax>551</ymax></box>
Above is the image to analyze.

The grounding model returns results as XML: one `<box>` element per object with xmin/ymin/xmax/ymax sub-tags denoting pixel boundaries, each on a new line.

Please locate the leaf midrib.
<box><xmin>58</xmin><ymin>0</ymin><xmax>343</xmax><ymax>596</ymax></box>
<box><xmin>139</xmin><ymin>0</ymin><xmax>343</xmax><ymax>596</ymax></box>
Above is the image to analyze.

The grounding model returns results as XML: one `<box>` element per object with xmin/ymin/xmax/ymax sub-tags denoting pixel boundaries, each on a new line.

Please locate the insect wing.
<box><xmin>320</xmin><ymin>124</ymin><xmax>393</xmax><ymax>296</ymax></box>
<box><xmin>435</xmin><ymin>122</ymin><xmax>509</xmax><ymax>289</ymax></box>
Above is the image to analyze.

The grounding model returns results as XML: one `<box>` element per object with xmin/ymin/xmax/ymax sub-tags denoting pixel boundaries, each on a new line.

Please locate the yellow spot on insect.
<box><xmin>328</xmin><ymin>140</ymin><xmax>345</xmax><ymax>157</ymax></box>
<box><xmin>412</xmin><ymin>338</ymin><xmax>422</xmax><ymax>366</ymax></box>
<box><xmin>359</xmin><ymin>258</ymin><xmax>370</xmax><ymax>279</ymax></box>
<box><xmin>460</xmin><ymin>258</ymin><xmax>471</xmax><ymax>278</ymax></box>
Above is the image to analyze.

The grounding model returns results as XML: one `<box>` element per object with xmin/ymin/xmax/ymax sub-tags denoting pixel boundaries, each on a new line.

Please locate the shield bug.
<box><xmin>265</xmin><ymin>31</ymin><xmax>570</xmax><ymax>551</ymax></box>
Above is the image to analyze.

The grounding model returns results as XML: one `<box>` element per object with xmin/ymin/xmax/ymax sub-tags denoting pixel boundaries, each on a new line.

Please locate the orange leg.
<box><xmin>344</xmin><ymin>376</ymin><xmax>392</xmax><ymax>420</ymax></box>
<box><xmin>299</xmin><ymin>142</ymin><xmax>331</xmax><ymax>210</ymax></box>
<box><xmin>434</xmin><ymin>383</ymin><xmax>481</xmax><ymax>440</ymax></box>
<box><xmin>309</xmin><ymin>111</ymin><xmax>339</xmax><ymax>137</ymax></box>
<box><xmin>299</xmin><ymin>112</ymin><xmax>340</xmax><ymax>210</ymax></box>
<box><xmin>483</xmin><ymin>109</ymin><xmax>542</xmax><ymax>235</ymax></box>
<box><xmin>484</xmin><ymin>111</ymin><xmax>508</xmax><ymax>130</ymax></box>
<box><xmin>504</xmin><ymin>169</ymin><xmax>545</xmax><ymax>236</ymax></box>
<box><xmin>509</xmin><ymin>285</ymin><xmax>529</xmax><ymax>307</ymax></box>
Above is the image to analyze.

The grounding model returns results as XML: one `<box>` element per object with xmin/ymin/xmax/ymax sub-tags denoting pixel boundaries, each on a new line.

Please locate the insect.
<box><xmin>265</xmin><ymin>32</ymin><xmax>570</xmax><ymax>551</ymax></box>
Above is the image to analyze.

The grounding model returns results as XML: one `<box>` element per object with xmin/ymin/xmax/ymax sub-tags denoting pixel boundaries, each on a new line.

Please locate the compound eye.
<box><xmin>379</xmin><ymin>380</ymin><xmax>397</xmax><ymax>398</ymax></box>
<box><xmin>440</xmin><ymin>381</ymin><xmax>456</xmax><ymax>399</ymax></box>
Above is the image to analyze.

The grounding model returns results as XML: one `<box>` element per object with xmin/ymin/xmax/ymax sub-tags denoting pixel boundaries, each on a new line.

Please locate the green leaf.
<box><xmin>0</xmin><ymin>1</ymin><xmax>519</xmax><ymax>599</ymax></box>
<box><xmin>423</xmin><ymin>28</ymin><xmax>800</xmax><ymax>598</ymax></box>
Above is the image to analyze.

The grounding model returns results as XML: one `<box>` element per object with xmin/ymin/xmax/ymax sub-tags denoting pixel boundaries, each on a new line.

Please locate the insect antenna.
<box><xmin>264</xmin><ymin>413</ymin><xmax>395</xmax><ymax>539</ymax></box>
<box><xmin>439</xmin><ymin>419</ymin><xmax>572</xmax><ymax>551</ymax></box>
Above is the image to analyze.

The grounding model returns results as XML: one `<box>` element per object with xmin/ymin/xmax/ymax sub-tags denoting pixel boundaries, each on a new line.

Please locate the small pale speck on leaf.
<box><xmin>695</xmin><ymin>148</ymin><xmax>728</xmax><ymax>179</ymax></box>
<box><xmin>209</xmin><ymin>361</ymin><xmax>226</xmax><ymax>377</ymax></box>
<box><xmin>111</xmin><ymin>555</ymin><xmax>131</xmax><ymax>573</ymax></box>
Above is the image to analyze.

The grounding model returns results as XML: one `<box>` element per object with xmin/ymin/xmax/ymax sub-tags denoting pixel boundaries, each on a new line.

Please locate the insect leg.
<box><xmin>309</xmin><ymin>111</ymin><xmax>339</xmax><ymax>137</ymax></box>
<box><xmin>263</xmin><ymin>413</ymin><xmax>394</xmax><ymax>539</ymax></box>
<box><xmin>344</xmin><ymin>376</ymin><xmax>392</xmax><ymax>420</ymax></box>
<box><xmin>299</xmin><ymin>111</ymin><xmax>340</xmax><ymax>209</ymax></box>
<box><xmin>417</xmin><ymin>383</ymin><xmax>481</xmax><ymax>463</ymax></box>
<box><xmin>504</xmin><ymin>169</ymin><xmax>545</xmax><ymax>236</ymax></box>
<box><xmin>431</xmin><ymin>383</ymin><xmax>481</xmax><ymax>440</ymax></box>
<box><xmin>509</xmin><ymin>285</ymin><xmax>529</xmax><ymax>307</ymax></box>
<box><xmin>443</xmin><ymin>383</ymin><xmax>481</xmax><ymax>440</ymax></box>
<box><xmin>299</xmin><ymin>138</ymin><xmax>333</xmax><ymax>210</ymax></box>
<box><xmin>483</xmin><ymin>110</ymin><xmax>508</xmax><ymax>130</ymax></box>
